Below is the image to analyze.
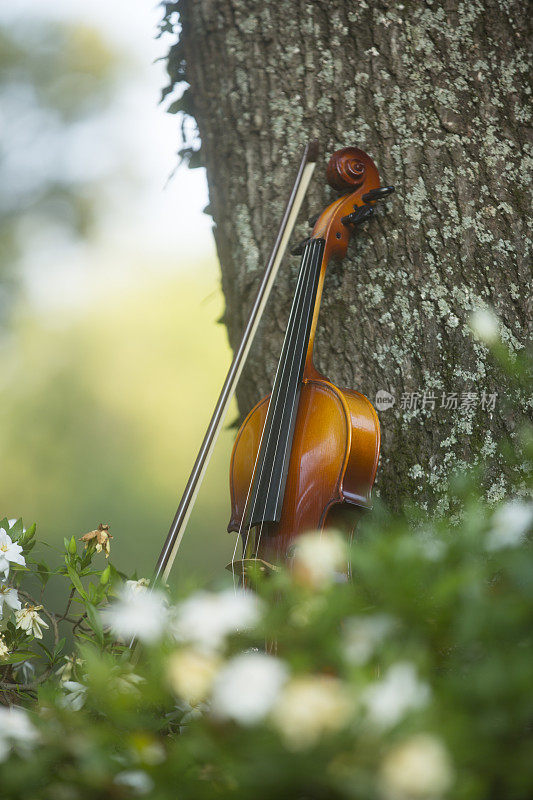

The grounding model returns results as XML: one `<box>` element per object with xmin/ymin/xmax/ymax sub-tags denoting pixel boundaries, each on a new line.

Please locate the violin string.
<box><xmin>235</xmin><ymin>239</ymin><xmax>313</xmax><ymax>567</ymax></box>
<box><xmin>247</xmin><ymin>238</ymin><xmax>319</xmax><ymax>565</ymax></box>
<box><xmin>254</xmin><ymin>238</ymin><xmax>322</xmax><ymax>561</ymax></box>
<box><xmin>231</xmin><ymin>245</ymin><xmax>311</xmax><ymax>587</ymax></box>
<box><xmin>230</xmin><ymin>239</ymin><xmax>312</xmax><ymax>578</ymax></box>
<box><xmin>254</xmin><ymin>238</ymin><xmax>320</xmax><ymax>557</ymax></box>
<box><xmin>252</xmin><ymin>239</ymin><xmax>318</xmax><ymax>559</ymax></box>
<box><xmin>245</xmin><ymin>239</ymin><xmax>318</xmax><ymax>562</ymax></box>
<box><xmin>232</xmin><ymin>240</ymin><xmax>314</xmax><ymax>576</ymax></box>
<box><xmin>270</xmin><ymin>238</ymin><xmax>324</xmax><ymax>516</ymax></box>
<box><xmin>230</xmin><ymin>246</ymin><xmax>309</xmax><ymax>585</ymax></box>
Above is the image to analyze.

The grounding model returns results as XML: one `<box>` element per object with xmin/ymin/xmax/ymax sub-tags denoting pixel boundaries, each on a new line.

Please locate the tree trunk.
<box><xmin>165</xmin><ymin>0</ymin><xmax>531</xmax><ymax>511</ymax></box>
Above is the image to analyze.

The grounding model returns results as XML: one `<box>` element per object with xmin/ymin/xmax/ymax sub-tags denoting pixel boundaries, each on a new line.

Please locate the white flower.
<box><xmin>0</xmin><ymin>634</ymin><xmax>9</xmax><ymax>659</ymax></box>
<box><xmin>101</xmin><ymin>586</ymin><xmax>168</xmax><ymax>644</ymax></box>
<box><xmin>292</xmin><ymin>530</ymin><xmax>347</xmax><ymax>588</ymax></box>
<box><xmin>363</xmin><ymin>662</ymin><xmax>430</xmax><ymax>728</ymax></box>
<box><xmin>290</xmin><ymin>596</ymin><xmax>327</xmax><ymax>627</ymax></box>
<box><xmin>59</xmin><ymin>681</ymin><xmax>87</xmax><ymax>711</ymax></box>
<box><xmin>344</xmin><ymin>614</ymin><xmax>395</xmax><ymax>665</ymax></box>
<box><xmin>166</xmin><ymin>648</ymin><xmax>221</xmax><ymax>706</ymax></box>
<box><xmin>272</xmin><ymin>675</ymin><xmax>353</xmax><ymax>750</ymax></box>
<box><xmin>112</xmin><ymin>671</ymin><xmax>144</xmax><ymax>695</ymax></box>
<box><xmin>179</xmin><ymin>702</ymin><xmax>206</xmax><ymax>729</ymax></box>
<box><xmin>0</xmin><ymin>706</ymin><xmax>38</xmax><ymax>762</ymax></box>
<box><xmin>380</xmin><ymin>734</ymin><xmax>454</xmax><ymax>799</ymax></box>
<box><xmin>14</xmin><ymin>660</ymin><xmax>35</xmax><ymax>683</ymax></box>
<box><xmin>486</xmin><ymin>500</ymin><xmax>533</xmax><ymax>551</ymax></box>
<box><xmin>125</xmin><ymin>578</ymin><xmax>150</xmax><ymax>594</ymax></box>
<box><xmin>15</xmin><ymin>604</ymin><xmax>49</xmax><ymax>639</ymax></box>
<box><xmin>0</xmin><ymin>706</ymin><xmax>37</xmax><ymax>741</ymax></box>
<box><xmin>130</xmin><ymin>737</ymin><xmax>165</xmax><ymax>765</ymax></box>
<box><xmin>211</xmin><ymin>652</ymin><xmax>288</xmax><ymax>725</ymax></box>
<box><xmin>0</xmin><ymin>584</ymin><xmax>22</xmax><ymax>618</ymax></box>
<box><xmin>469</xmin><ymin>308</ymin><xmax>499</xmax><ymax>344</ymax></box>
<box><xmin>114</xmin><ymin>770</ymin><xmax>154</xmax><ymax>796</ymax></box>
<box><xmin>55</xmin><ymin>654</ymin><xmax>84</xmax><ymax>684</ymax></box>
<box><xmin>415</xmin><ymin>531</ymin><xmax>446</xmax><ymax>562</ymax></box>
<box><xmin>0</xmin><ymin>528</ymin><xmax>26</xmax><ymax>579</ymax></box>
<box><xmin>171</xmin><ymin>588</ymin><xmax>262</xmax><ymax>652</ymax></box>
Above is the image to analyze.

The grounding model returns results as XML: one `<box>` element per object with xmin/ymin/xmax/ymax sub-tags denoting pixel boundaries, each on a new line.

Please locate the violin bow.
<box><xmin>154</xmin><ymin>140</ymin><xmax>319</xmax><ymax>584</ymax></box>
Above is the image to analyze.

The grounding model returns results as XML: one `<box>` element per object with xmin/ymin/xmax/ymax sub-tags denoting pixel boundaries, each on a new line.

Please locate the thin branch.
<box><xmin>56</xmin><ymin>587</ymin><xmax>76</xmax><ymax>623</ymax></box>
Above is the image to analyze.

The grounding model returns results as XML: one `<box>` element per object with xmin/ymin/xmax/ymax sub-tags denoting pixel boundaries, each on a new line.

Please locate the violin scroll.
<box><xmin>326</xmin><ymin>146</ymin><xmax>380</xmax><ymax>192</ymax></box>
<box><xmin>310</xmin><ymin>146</ymin><xmax>381</xmax><ymax>258</ymax></box>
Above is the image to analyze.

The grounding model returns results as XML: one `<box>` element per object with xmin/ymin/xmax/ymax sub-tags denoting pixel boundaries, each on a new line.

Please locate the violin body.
<box><xmin>228</xmin><ymin>377</ymin><xmax>379</xmax><ymax>562</ymax></box>
<box><xmin>227</xmin><ymin>146</ymin><xmax>391</xmax><ymax>571</ymax></box>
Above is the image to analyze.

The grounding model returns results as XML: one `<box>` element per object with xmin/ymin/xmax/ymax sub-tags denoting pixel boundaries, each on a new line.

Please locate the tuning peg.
<box><xmin>308</xmin><ymin>213</ymin><xmax>320</xmax><ymax>227</ymax></box>
<box><xmin>341</xmin><ymin>206</ymin><xmax>374</xmax><ymax>227</ymax></box>
<box><xmin>361</xmin><ymin>185</ymin><xmax>395</xmax><ymax>204</ymax></box>
<box><xmin>291</xmin><ymin>237</ymin><xmax>310</xmax><ymax>256</ymax></box>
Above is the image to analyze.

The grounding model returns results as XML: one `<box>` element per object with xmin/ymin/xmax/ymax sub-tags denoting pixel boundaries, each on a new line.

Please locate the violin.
<box><xmin>228</xmin><ymin>147</ymin><xmax>394</xmax><ymax>575</ymax></box>
<box><xmin>152</xmin><ymin>143</ymin><xmax>393</xmax><ymax>589</ymax></box>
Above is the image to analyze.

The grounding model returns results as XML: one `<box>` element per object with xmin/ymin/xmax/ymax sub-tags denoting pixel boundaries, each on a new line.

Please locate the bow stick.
<box><xmin>154</xmin><ymin>140</ymin><xmax>319</xmax><ymax>584</ymax></box>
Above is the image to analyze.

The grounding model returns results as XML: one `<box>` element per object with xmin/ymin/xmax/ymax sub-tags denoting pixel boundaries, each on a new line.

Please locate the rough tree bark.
<box><xmin>164</xmin><ymin>0</ymin><xmax>531</xmax><ymax>512</ymax></box>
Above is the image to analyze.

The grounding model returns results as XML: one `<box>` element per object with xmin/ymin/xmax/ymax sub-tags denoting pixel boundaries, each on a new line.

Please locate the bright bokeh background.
<box><xmin>0</xmin><ymin>1</ymin><xmax>236</xmax><ymax>586</ymax></box>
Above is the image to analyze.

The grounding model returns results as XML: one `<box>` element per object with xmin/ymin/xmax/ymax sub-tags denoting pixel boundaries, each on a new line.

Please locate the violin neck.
<box><xmin>245</xmin><ymin>238</ymin><xmax>326</xmax><ymax>530</ymax></box>
<box><xmin>303</xmin><ymin>240</ymin><xmax>330</xmax><ymax>376</ymax></box>
<box><xmin>275</xmin><ymin>237</ymin><xmax>326</xmax><ymax>388</ymax></box>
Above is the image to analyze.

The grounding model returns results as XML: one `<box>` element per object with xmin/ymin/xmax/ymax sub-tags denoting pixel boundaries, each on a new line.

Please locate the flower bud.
<box><xmin>100</xmin><ymin>565</ymin><xmax>111</xmax><ymax>585</ymax></box>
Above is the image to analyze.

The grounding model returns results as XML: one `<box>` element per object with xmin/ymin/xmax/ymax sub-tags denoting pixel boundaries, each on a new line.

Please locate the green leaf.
<box><xmin>74</xmin><ymin>631</ymin><xmax>96</xmax><ymax>645</ymax></box>
<box><xmin>84</xmin><ymin>601</ymin><xmax>103</xmax><ymax>646</ymax></box>
<box><xmin>53</xmin><ymin>637</ymin><xmax>66</xmax><ymax>661</ymax></box>
<box><xmin>25</xmin><ymin>522</ymin><xmax>36</xmax><ymax>539</ymax></box>
<box><xmin>36</xmin><ymin>561</ymin><xmax>50</xmax><ymax>587</ymax></box>
<box><xmin>18</xmin><ymin>522</ymin><xmax>36</xmax><ymax>546</ymax></box>
<box><xmin>100</xmin><ymin>565</ymin><xmax>111</xmax><ymax>585</ymax></box>
<box><xmin>37</xmin><ymin>640</ymin><xmax>53</xmax><ymax>662</ymax></box>
<box><xmin>67</xmin><ymin>566</ymin><xmax>87</xmax><ymax>600</ymax></box>
<box><xmin>0</xmin><ymin>651</ymin><xmax>36</xmax><ymax>665</ymax></box>
<box><xmin>8</xmin><ymin>518</ymin><xmax>24</xmax><ymax>539</ymax></box>
<box><xmin>9</xmin><ymin>561</ymin><xmax>28</xmax><ymax>573</ymax></box>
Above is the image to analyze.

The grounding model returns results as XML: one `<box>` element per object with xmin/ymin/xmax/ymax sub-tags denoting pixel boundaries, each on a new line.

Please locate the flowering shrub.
<box><xmin>1</xmin><ymin>337</ymin><xmax>531</xmax><ymax>798</ymax></box>
<box><xmin>0</xmin><ymin>481</ymin><xmax>531</xmax><ymax>799</ymax></box>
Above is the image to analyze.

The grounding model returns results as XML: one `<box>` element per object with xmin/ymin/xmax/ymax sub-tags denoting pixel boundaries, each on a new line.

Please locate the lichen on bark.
<box><xmin>163</xmin><ymin>0</ymin><xmax>532</xmax><ymax>511</ymax></box>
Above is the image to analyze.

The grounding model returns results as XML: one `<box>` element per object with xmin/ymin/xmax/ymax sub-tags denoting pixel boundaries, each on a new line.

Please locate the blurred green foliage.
<box><xmin>0</xmin><ymin>432</ymin><xmax>532</xmax><ymax>797</ymax></box>
<box><xmin>0</xmin><ymin>8</ymin><xmax>236</xmax><ymax>589</ymax></box>
<box><xmin>0</xmin><ymin>16</ymin><xmax>125</xmax><ymax>320</ymax></box>
<box><xmin>0</xmin><ymin>269</ymin><xmax>235</xmax><ymax>587</ymax></box>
